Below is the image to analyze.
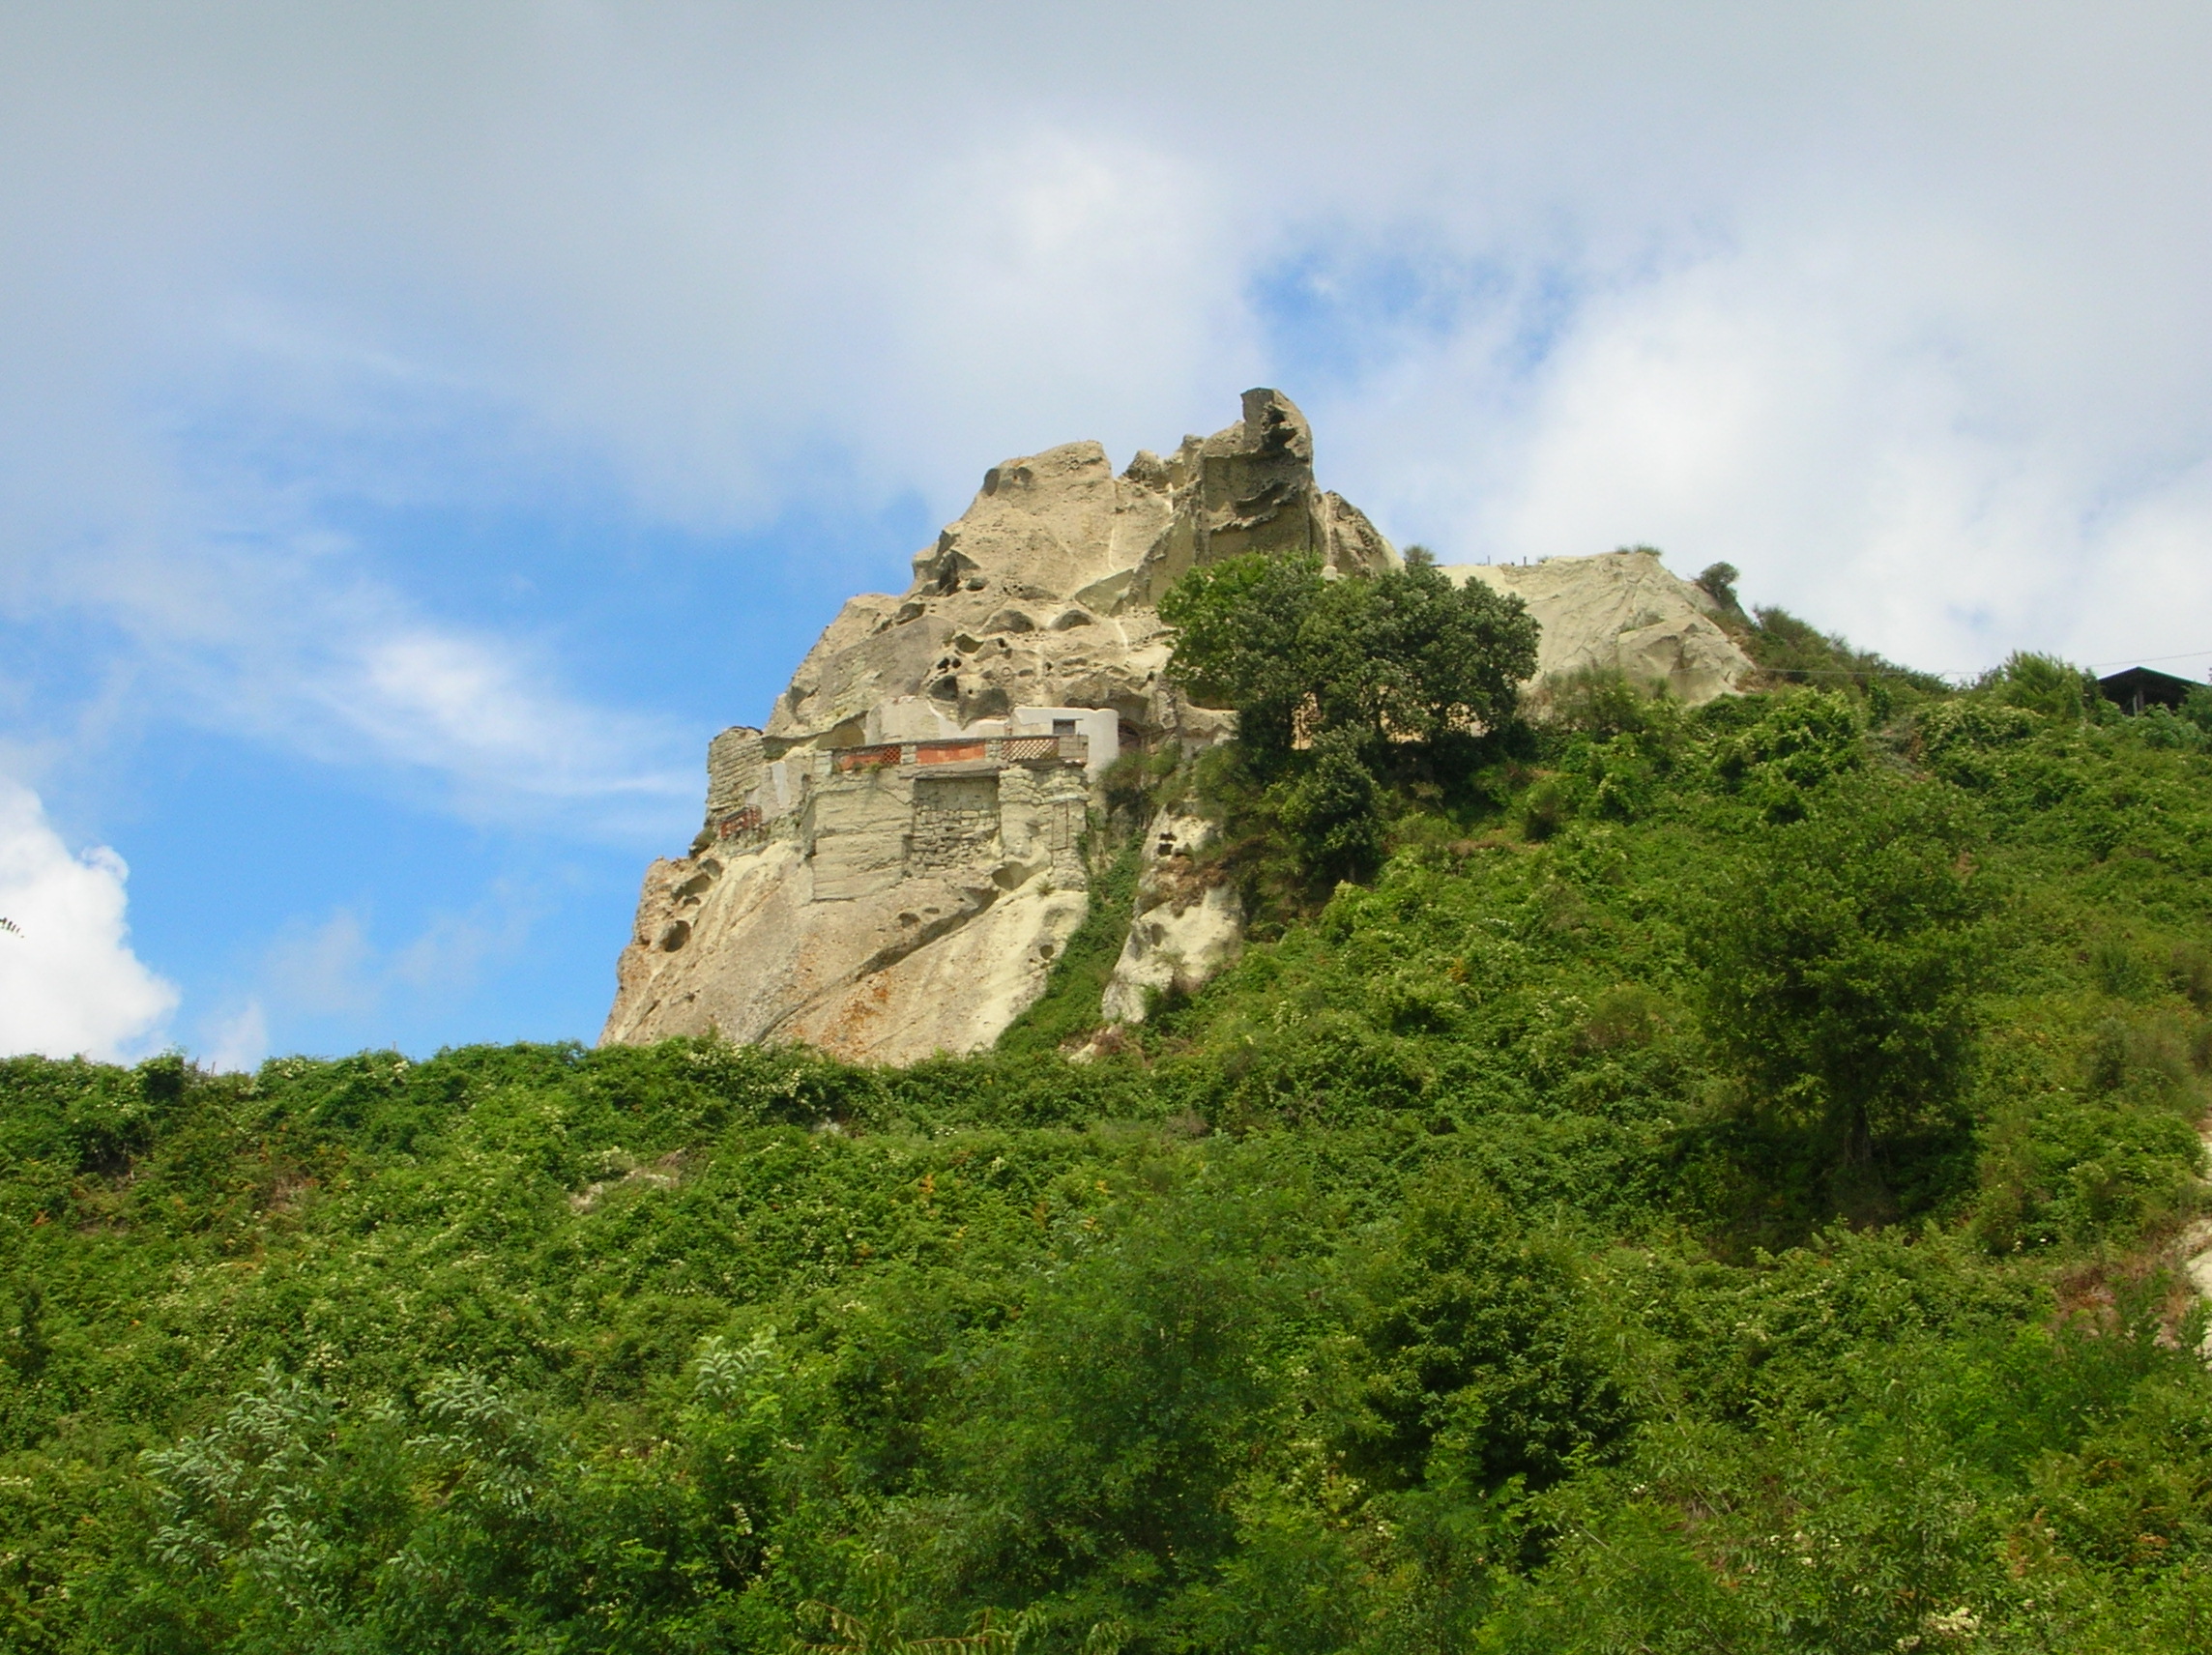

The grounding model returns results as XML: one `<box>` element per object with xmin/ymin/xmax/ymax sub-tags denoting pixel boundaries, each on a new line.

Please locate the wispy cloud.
<box><xmin>202</xmin><ymin>999</ymin><xmax>269</xmax><ymax>1074</ymax></box>
<box><xmin>11</xmin><ymin>5</ymin><xmax>2212</xmax><ymax>705</ymax></box>
<box><xmin>263</xmin><ymin>911</ymin><xmax>381</xmax><ymax>1019</ymax></box>
<box><xmin>218</xmin><ymin>883</ymin><xmax>547</xmax><ymax>1063</ymax></box>
<box><xmin>4</xmin><ymin>423</ymin><xmax>694</xmax><ymax>835</ymax></box>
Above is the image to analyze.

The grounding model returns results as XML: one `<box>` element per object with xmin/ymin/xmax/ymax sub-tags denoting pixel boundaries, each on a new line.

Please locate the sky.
<box><xmin>3</xmin><ymin>1</ymin><xmax>2211</xmax><ymax>1066</ymax></box>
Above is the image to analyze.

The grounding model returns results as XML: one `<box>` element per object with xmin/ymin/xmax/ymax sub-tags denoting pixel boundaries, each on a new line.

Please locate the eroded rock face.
<box><xmin>765</xmin><ymin>390</ymin><xmax>1398</xmax><ymax>746</ymax></box>
<box><xmin>603</xmin><ymin>389</ymin><xmax>1385</xmax><ymax>1063</ymax></box>
<box><xmin>1099</xmin><ymin>806</ymin><xmax>1242</xmax><ymax>1024</ymax></box>
<box><xmin>1440</xmin><ymin>548</ymin><xmax>1755</xmax><ymax>706</ymax></box>
<box><xmin>607</xmin><ymin>396</ymin><xmax>1761</xmax><ymax>1064</ymax></box>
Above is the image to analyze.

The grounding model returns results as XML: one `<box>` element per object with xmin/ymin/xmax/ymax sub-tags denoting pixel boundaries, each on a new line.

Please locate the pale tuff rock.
<box><xmin>763</xmin><ymin>390</ymin><xmax>1396</xmax><ymax>746</ymax></box>
<box><xmin>1099</xmin><ymin>807</ymin><xmax>1243</xmax><ymax>1024</ymax></box>
<box><xmin>1439</xmin><ymin>548</ymin><xmax>1755</xmax><ymax>707</ymax></box>
<box><xmin>605</xmin><ymin>390</ymin><xmax>1376</xmax><ymax>1063</ymax></box>
<box><xmin>606</xmin><ymin>395</ymin><xmax>1755</xmax><ymax>1064</ymax></box>
<box><xmin>601</xmin><ymin>835</ymin><xmax>1091</xmax><ymax>1067</ymax></box>
<box><xmin>1118</xmin><ymin>389</ymin><xmax>1400</xmax><ymax>607</ymax></box>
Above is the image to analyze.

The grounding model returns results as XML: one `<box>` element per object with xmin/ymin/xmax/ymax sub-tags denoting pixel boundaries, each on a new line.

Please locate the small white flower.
<box><xmin>1925</xmin><ymin>1606</ymin><xmax>1981</xmax><ymax>1639</ymax></box>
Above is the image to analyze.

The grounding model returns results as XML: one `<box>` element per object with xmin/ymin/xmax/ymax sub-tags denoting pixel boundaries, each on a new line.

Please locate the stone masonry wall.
<box><xmin>910</xmin><ymin>773</ymin><xmax>1001</xmax><ymax>869</ymax></box>
<box><xmin>706</xmin><ymin>726</ymin><xmax>767</xmax><ymax>819</ymax></box>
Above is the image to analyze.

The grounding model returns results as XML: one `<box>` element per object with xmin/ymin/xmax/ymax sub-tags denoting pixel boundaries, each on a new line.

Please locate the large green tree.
<box><xmin>1159</xmin><ymin>548</ymin><xmax>1538</xmax><ymax>767</ymax></box>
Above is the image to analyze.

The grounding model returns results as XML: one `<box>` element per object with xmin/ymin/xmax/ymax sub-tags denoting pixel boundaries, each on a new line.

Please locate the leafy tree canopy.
<box><xmin>1160</xmin><ymin>548</ymin><xmax>1538</xmax><ymax>884</ymax></box>
<box><xmin>1159</xmin><ymin>548</ymin><xmax>1538</xmax><ymax>767</ymax></box>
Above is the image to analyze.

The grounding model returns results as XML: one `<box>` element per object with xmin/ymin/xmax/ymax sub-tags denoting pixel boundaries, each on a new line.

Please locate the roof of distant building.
<box><xmin>2098</xmin><ymin>665</ymin><xmax>2202</xmax><ymax>711</ymax></box>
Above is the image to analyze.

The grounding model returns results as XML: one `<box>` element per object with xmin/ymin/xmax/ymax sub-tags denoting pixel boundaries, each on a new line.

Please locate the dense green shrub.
<box><xmin>1695</xmin><ymin>777</ymin><xmax>1992</xmax><ymax>1162</ymax></box>
<box><xmin>1991</xmin><ymin>650</ymin><xmax>2101</xmax><ymax>722</ymax></box>
<box><xmin>1160</xmin><ymin>548</ymin><xmax>1537</xmax><ymax>767</ymax></box>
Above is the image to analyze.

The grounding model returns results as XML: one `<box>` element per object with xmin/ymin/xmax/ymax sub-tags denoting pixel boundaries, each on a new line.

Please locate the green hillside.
<box><xmin>9</xmin><ymin>599</ymin><xmax>2212</xmax><ymax>1651</ymax></box>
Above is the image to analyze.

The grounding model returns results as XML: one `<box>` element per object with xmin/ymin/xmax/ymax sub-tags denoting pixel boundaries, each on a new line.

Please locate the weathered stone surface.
<box><xmin>601</xmin><ymin>754</ymin><xmax>1096</xmax><ymax>1065</ymax></box>
<box><xmin>606</xmin><ymin>390</ymin><xmax>1367</xmax><ymax>1063</ymax></box>
<box><xmin>606</xmin><ymin>397</ymin><xmax>1756</xmax><ymax>1064</ymax></box>
<box><xmin>1099</xmin><ymin>806</ymin><xmax>1243</xmax><ymax>1024</ymax></box>
<box><xmin>1121</xmin><ymin>389</ymin><xmax>1400</xmax><ymax>607</ymax></box>
<box><xmin>1440</xmin><ymin>548</ymin><xmax>1755</xmax><ymax>706</ymax></box>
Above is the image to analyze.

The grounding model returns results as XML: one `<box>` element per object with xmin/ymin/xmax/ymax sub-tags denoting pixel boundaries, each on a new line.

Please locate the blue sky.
<box><xmin>5</xmin><ymin>2</ymin><xmax>2212</xmax><ymax>1065</ymax></box>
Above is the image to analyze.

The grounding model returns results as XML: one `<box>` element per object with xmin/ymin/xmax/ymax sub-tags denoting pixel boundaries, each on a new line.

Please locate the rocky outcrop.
<box><xmin>1098</xmin><ymin>806</ymin><xmax>1242</xmax><ymax>1024</ymax></box>
<box><xmin>1440</xmin><ymin>548</ymin><xmax>1754</xmax><ymax>706</ymax></box>
<box><xmin>602</xmin><ymin>389</ymin><xmax>1392</xmax><ymax>1064</ymax></box>
<box><xmin>765</xmin><ymin>389</ymin><xmax>1397</xmax><ymax>745</ymax></box>
<box><xmin>604</xmin><ymin>392</ymin><xmax>1763</xmax><ymax>1065</ymax></box>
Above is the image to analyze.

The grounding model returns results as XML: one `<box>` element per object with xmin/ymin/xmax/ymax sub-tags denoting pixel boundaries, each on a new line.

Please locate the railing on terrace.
<box><xmin>830</xmin><ymin>734</ymin><xmax>1089</xmax><ymax>771</ymax></box>
<box><xmin>834</xmin><ymin>744</ymin><xmax>903</xmax><ymax>771</ymax></box>
<box><xmin>915</xmin><ymin>740</ymin><xmax>988</xmax><ymax>765</ymax></box>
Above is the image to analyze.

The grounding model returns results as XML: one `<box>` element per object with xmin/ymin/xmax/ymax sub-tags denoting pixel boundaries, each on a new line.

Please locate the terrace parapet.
<box><xmin>831</xmin><ymin>734</ymin><xmax>1090</xmax><ymax>772</ymax></box>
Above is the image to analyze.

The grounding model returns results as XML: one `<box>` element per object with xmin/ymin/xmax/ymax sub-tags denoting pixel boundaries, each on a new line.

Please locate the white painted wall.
<box><xmin>1013</xmin><ymin>706</ymin><xmax>1119</xmax><ymax>777</ymax></box>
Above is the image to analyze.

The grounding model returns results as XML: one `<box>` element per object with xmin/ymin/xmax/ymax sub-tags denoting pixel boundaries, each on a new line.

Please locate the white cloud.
<box><xmin>1437</xmin><ymin>220</ymin><xmax>2212</xmax><ymax>675</ymax></box>
<box><xmin>0</xmin><ymin>777</ymin><xmax>177</xmax><ymax>1060</ymax></box>
<box><xmin>344</xmin><ymin>629</ymin><xmax>689</xmax><ymax>815</ymax></box>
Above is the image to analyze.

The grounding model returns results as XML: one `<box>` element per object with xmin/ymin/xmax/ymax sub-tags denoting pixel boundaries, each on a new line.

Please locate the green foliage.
<box><xmin>1541</xmin><ymin>666</ymin><xmax>1665</xmax><ymax>741</ymax></box>
<box><xmin>1159</xmin><ymin>549</ymin><xmax>1538</xmax><ymax>768</ymax></box>
<box><xmin>1991</xmin><ymin>650</ymin><xmax>2099</xmax><ymax>722</ymax></box>
<box><xmin>1344</xmin><ymin>1170</ymin><xmax>1634</xmax><ymax>1495</ymax></box>
<box><xmin>1695</xmin><ymin>778</ymin><xmax>1992</xmax><ymax>1161</ymax></box>
<box><xmin>1155</xmin><ymin>552</ymin><xmax>1327</xmax><ymax>761</ymax></box>
<box><xmin>1273</xmin><ymin>728</ymin><xmax>1383</xmax><ymax>883</ymax></box>
<box><xmin>1160</xmin><ymin>549</ymin><xmax>1536</xmax><ymax>891</ymax></box>
<box><xmin>1914</xmin><ymin>696</ymin><xmax>2040</xmax><ymax>787</ymax></box>
<box><xmin>1347</xmin><ymin>548</ymin><xmax>1540</xmax><ymax>749</ymax></box>
<box><xmin>1693</xmin><ymin>560</ymin><xmax>1740</xmax><ymax>612</ymax></box>
<box><xmin>1745</xmin><ymin>604</ymin><xmax>1948</xmax><ymax>698</ymax></box>
<box><xmin>11</xmin><ymin>651</ymin><xmax>2212</xmax><ymax>1650</ymax></box>
<box><xmin>997</xmin><ymin>835</ymin><xmax>1145</xmax><ymax>1056</ymax></box>
<box><xmin>1716</xmin><ymin>688</ymin><xmax>1863</xmax><ymax>795</ymax></box>
<box><xmin>2184</xmin><ymin>683</ymin><xmax>2212</xmax><ymax>735</ymax></box>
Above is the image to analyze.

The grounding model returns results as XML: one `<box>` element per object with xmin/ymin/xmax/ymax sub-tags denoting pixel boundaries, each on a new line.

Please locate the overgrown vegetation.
<box><xmin>8</xmin><ymin>598</ymin><xmax>2212</xmax><ymax>1651</ymax></box>
<box><xmin>1159</xmin><ymin>546</ymin><xmax>1538</xmax><ymax>888</ymax></box>
<box><xmin>994</xmin><ymin>831</ymin><xmax>1144</xmax><ymax>1058</ymax></box>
